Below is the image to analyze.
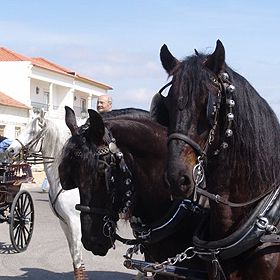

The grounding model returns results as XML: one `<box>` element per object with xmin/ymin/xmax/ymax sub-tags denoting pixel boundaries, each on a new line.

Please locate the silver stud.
<box><xmin>221</xmin><ymin>142</ymin><xmax>228</xmax><ymax>149</ymax></box>
<box><xmin>126</xmin><ymin>190</ymin><xmax>132</xmax><ymax>197</ymax></box>
<box><xmin>225</xmin><ymin>129</ymin><xmax>233</xmax><ymax>137</ymax></box>
<box><xmin>116</xmin><ymin>151</ymin><xmax>123</xmax><ymax>159</ymax></box>
<box><xmin>227</xmin><ymin>113</ymin><xmax>234</xmax><ymax>121</ymax></box>
<box><xmin>111</xmin><ymin>176</ymin><xmax>114</xmax><ymax>182</ymax></box>
<box><xmin>125</xmin><ymin>178</ymin><xmax>131</xmax><ymax>185</ymax></box>
<box><xmin>126</xmin><ymin>200</ymin><xmax>132</xmax><ymax>207</ymax></box>
<box><xmin>109</xmin><ymin>142</ymin><xmax>118</xmax><ymax>153</ymax></box>
<box><xmin>221</xmin><ymin>72</ymin><xmax>229</xmax><ymax>81</ymax></box>
<box><xmin>227</xmin><ymin>85</ymin><xmax>235</xmax><ymax>93</ymax></box>
<box><xmin>227</xmin><ymin>99</ymin><xmax>235</xmax><ymax>107</ymax></box>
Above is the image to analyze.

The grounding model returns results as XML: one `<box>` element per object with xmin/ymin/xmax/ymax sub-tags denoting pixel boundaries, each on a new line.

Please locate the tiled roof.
<box><xmin>0</xmin><ymin>47</ymin><xmax>30</xmax><ymax>62</ymax></box>
<box><xmin>0</xmin><ymin>47</ymin><xmax>112</xmax><ymax>90</ymax></box>
<box><xmin>0</xmin><ymin>91</ymin><xmax>30</xmax><ymax>109</ymax></box>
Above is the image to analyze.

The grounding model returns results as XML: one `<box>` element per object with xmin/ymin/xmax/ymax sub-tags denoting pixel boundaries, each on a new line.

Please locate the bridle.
<box><xmin>161</xmin><ymin>72</ymin><xmax>237</xmax><ymax>203</ymax></box>
<box><xmin>14</xmin><ymin>120</ymin><xmax>54</xmax><ymax>164</ymax></box>
<box><xmin>75</xmin><ymin>127</ymin><xmax>134</xmax><ymax>246</ymax></box>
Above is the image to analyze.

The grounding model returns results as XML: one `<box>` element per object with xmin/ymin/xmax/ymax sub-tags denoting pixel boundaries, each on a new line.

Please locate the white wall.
<box><xmin>0</xmin><ymin>105</ymin><xmax>29</xmax><ymax>138</ymax></box>
<box><xmin>0</xmin><ymin>61</ymin><xmax>32</xmax><ymax>106</ymax></box>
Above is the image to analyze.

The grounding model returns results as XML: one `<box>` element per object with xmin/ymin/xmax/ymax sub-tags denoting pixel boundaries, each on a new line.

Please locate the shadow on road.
<box><xmin>0</xmin><ymin>267</ymin><xmax>136</xmax><ymax>279</ymax></box>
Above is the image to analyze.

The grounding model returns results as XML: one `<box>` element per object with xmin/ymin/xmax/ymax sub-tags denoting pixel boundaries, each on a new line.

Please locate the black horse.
<box><xmin>59</xmin><ymin>107</ymin><xmax>207</xmax><ymax>280</ymax></box>
<box><xmin>153</xmin><ymin>40</ymin><xmax>280</xmax><ymax>279</ymax></box>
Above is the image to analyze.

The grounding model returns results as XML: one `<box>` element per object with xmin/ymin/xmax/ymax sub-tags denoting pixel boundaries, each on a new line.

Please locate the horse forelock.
<box><xmin>170</xmin><ymin>55</ymin><xmax>210</xmax><ymax>130</ymax></box>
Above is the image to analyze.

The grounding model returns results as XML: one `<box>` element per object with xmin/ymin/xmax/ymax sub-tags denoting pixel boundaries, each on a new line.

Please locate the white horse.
<box><xmin>6</xmin><ymin>109</ymin><xmax>87</xmax><ymax>280</ymax></box>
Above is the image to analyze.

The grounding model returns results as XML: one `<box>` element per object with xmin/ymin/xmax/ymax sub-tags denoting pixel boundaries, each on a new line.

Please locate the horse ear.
<box><xmin>150</xmin><ymin>93</ymin><xmax>169</xmax><ymax>126</ymax></box>
<box><xmin>65</xmin><ymin>106</ymin><xmax>78</xmax><ymax>135</ymax></box>
<box><xmin>204</xmin><ymin>40</ymin><xmax>225</xmax><ymax>74</ymax></box>
<box><xmin>160</xmin><ymin>44</ymin><xmax>179</xmax><ymax>74</ymax></box>
<box><xmin>88</xmin><ymin>109</ymin><xmax>105</xmax><ymax>144</ymax></box>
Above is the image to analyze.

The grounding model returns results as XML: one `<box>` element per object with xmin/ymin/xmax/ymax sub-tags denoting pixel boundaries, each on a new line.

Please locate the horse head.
<box><xmin>59</xmin><ymin>107</ymin><xmax>124</xmax><ymax>256</ymax></box>
<box><xmin>6</xmin><ymin>109</ymin><xmax>47</xmax><ymax>158</ymax></box>
<box><xmin>159</xmin><ymin>40</ymin><xmax>228</xmax><ymax>199</ymax></box>
<box><xmin>60</xmin><ymin>106</ymin><xmax>171</xmax><ymax>258</ymax></box>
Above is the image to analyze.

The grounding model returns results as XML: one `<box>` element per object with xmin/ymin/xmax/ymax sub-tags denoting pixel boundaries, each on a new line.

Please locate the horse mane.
<box><xmin>105</xmin><ymin>116</ymin><xmax>167</xmax><ymax>158</ymax></box>
<box><xmin>101</xmin><ymin>108</ymin><xmax>149</xmax><ymax>119</ymax></box>
<box><xmin>224</xmin><ymin>66</ymin><xmax>280</xmax><ymax>193</ymax></box>
<box><xmin>177</xmin><ymin>53</ymin><xmax>280</xmax><ymax>194</ymax></box>
<box><xmin>39</xmin><ymin>118</ymin><xmax>70</xmax><ymax>177</ymax></box>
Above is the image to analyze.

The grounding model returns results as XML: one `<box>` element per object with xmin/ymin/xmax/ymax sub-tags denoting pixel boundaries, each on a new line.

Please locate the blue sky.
<box><xmin>1</xmin><ymin>0</ymin><xmax>280</xmax><ymax>115</ymax></box>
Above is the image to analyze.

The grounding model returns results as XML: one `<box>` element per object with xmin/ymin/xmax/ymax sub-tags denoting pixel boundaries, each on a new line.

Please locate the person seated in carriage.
<box><xmin>0</xmin><ymin>136</ymin><xmax>13</xmax><ymax>164</ymax></box>
<box><xmin>0</xmin><ymin>136</ymin><xmax>12</xmax><ymax>153</ymax></box>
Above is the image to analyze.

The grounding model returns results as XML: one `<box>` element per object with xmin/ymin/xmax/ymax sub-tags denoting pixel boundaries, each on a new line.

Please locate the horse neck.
<box><xmin>40</xmin><ymin>123</ymin><xmax>67</xmax><ymax>194</ymax></box>
<box><xmin>109</xmin><ymin>120</ymin><xmax>171</xmax><ymax>223</ymax></box>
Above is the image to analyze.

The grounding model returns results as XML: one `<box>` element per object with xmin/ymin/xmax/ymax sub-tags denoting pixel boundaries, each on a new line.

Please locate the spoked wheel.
<box><xmin>9</xmin><ymin>190</ymin><xmax>35</xmax><ymax>252</ymax></box>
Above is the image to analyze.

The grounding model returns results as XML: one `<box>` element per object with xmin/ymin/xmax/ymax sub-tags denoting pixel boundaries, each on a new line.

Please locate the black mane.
<box><xmin>101</xmin><ymin>108</ymin><xmax>149</xmax><ymax>119</ymax></box>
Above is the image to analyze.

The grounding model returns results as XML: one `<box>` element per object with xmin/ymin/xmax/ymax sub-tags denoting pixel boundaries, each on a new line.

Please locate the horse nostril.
<box><xmin>178</xmin><ymin>175</ymin><xmax>191</xmax><ymax>192</ymax></box>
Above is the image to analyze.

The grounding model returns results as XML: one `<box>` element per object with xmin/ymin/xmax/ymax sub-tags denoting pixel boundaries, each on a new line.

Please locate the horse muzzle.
<box><xmin>166</xmin><ymin>159</ymin><xmax>194</xmax><ymax>199</ymax></box>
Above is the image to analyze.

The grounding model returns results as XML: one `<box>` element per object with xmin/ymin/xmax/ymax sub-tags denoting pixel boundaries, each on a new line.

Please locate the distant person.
<box><xmin>96</xmin><ymin>95</ymin><xmax>112</xmax><ymax>113</ymax></box>
<box><xmin>40</xmin><ymin>177</ymin><xmax>49</xmax><ymax>193</ymax></box>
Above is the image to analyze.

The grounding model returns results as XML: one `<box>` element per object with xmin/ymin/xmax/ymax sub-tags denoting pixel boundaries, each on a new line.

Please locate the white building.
<box><xmin>0</xmin><ymin>47</ymin><xmax>112</xmax><ymax>138</ymax></box>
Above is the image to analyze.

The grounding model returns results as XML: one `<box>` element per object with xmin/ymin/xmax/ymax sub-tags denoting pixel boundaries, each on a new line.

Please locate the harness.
<box><xmin>74</xmin><ymin>127</ymin><xmax>209</xmax><ymax>279</ymax></box>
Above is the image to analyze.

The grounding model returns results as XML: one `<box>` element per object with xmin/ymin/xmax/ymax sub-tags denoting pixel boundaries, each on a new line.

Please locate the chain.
<box><xmin>125</xmin><ymin>244</ymin><xmax>197</xmax><ymax>274</ymax></box>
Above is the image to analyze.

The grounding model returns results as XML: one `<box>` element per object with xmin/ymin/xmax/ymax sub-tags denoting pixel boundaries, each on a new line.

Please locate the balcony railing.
<box><xmin>31</xmin><ymin>102</ymin><xmax>49</xmax><ymax>112</ymax></box>
<box><xmin>31</xmin><ymin>102</ymin><xmax>87</xmax><ymax>119</ymax></box>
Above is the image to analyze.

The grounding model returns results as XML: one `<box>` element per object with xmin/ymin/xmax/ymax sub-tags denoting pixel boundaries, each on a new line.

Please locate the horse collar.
<box><xmin>193</xmin><ymin>185</ymin><xmax>280</xmax><ymax>261</ymax></box>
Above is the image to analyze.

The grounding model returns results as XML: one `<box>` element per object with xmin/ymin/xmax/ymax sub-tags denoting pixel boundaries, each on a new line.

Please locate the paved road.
<box><xmin>0</xmin><ymin>184</ymin><xmax>138</xmax><ymax>279</ymax></box>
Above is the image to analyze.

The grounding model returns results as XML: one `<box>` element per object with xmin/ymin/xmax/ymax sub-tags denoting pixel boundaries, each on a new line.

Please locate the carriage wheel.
<box><xmin>9</xmin><ymin>190</ymin><xmax>35</xmax><ymax>253</ymax></box>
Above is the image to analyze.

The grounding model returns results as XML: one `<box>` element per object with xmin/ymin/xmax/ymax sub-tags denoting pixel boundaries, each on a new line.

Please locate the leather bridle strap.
<box><xmin>75</xmin><ymin>204</ymin><xmax>119</xmax><ymax>220</ymax></box>
<box><xmin>168</xmin><ymin>133</ymin><xmax>205</xmax><ymax>156</ymax></box>
<box><xmin>158</xmin><ymin>81</ymin><xmax>172</xmax><ymax>96</ymax></box>
<box><xmin>196</xmin><ymin>186</ymin><xmax>275</xmax><ymax>207</ymax></box>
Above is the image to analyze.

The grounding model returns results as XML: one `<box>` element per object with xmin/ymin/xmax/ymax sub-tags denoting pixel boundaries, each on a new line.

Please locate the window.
<box><xmin>80</xmin><ymin>98</ymin><xmax>87</xmax><ymax>118</ymax></box>
<box><xmin>43</xmin><ymin>91</ymin><xmax>50</xmax><ymax>111</ymax></box>
<box><xmin>81</xmin><ymin>98</ymin><xmax>86</xmax><ymax>112</ymax></box>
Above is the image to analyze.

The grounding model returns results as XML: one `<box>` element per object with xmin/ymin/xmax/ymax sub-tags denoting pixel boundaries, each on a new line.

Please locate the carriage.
<box><xmin>0</xmin><ymin>155</ymin><xmax>35</xmax><ymax>253</ymax></box>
